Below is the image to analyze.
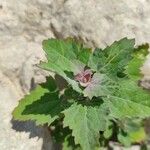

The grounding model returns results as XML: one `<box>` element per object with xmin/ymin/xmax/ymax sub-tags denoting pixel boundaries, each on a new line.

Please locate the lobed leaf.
<box><xmin>125</xmin><ymin>43</ymin><xmax>149</xmax><ymax>80</ymax></box>
<box><xmin>12</xmin><ymin>37</ymin><xmax>150</xmax><ymax>149</ymax></box>
<box><xmin>105</xmin><ymin>80</ymin><xmax>150</xmax><ymax>119</ymax></box>
<box><xmin>88</xmin><ymin>38</ymin><xmax>135</xmax><ymax>77</ymax></box>
<box><xmin>83</xmin><ymin>73</ymin><xmax>118</xmax><ymax>99</ymax></box>
<box><xmin>40</xmin><ymin>39</ymin><xmax>91</xmax><ymax>93</ymax></box>
<box><xmin>63</xmin><ymin>103</ymin><xmax>107</xmax><ymax>150</ymax></box>
<box><xmin>13</xmin><ymin>77</ymin><xmax>67</xmax><ymax>125</ymax></box>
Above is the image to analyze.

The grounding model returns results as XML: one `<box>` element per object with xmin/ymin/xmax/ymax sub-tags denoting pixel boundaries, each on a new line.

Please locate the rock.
<box><xmin>0</xmin><ymin>1</ymin><xmax>54</xmax><ymax>149</ymax></box>
<box><xmin>0</xmin><ymin>71</ymin><xmax>53</xmax><ymax>150</ymax></box>
<box><xmin>0</xmin><ymin>0</ymin><xmax>150</xmax><ymax>150</ymax></box>
<box><xmin>109</xmin><ymin>142</ymin><xmax>140</xmax><ymax>150</ymax></box>
<box><xmin>50</xmin><ymin>0</ymin><xmax>150</xmax><ymax>48</ymax></box>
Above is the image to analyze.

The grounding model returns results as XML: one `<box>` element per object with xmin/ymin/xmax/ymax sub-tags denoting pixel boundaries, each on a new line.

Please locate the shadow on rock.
<box><xmin>11</xmin><ymin>119</ymin><xmax>44</xmax><ymax>138</ymax></box>
<box><xmin>11</xmin><ymin>119</ymin><xmax>54</xmax><ymax>150</ymax></box>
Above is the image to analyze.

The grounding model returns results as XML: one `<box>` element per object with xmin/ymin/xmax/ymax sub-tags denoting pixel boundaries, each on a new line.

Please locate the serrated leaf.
<box><xmin>83</xmin><ymin>73</ymin><xmax>118</xmax><ymax>99</ymax></box>
<box><xmin>105</xmin><ymin>80</ymin><xmax>150</xmax><ymax>119</ymax></box>
<box><xmin>42</xmin><ymin>38</ymin><xmax>91</xmax><ymax>72</ymax></box>
<box><xmin>13</xmin><ymin>77</ymin><xmax>66</xmax><ymax>125</ymax></box>
<box><xmin>124</xmin><ymin>57</ymin><xmax>143</xmax><ymax>80</ymax></box>
<box><xmin>12</xmin><ymin>37</ymin><xmax>150</xmax><ymax>149</ymax></box>
<box><xmin>40</xmin><ymin>62</ymin><xmax>82</xmax><ymax>93</ymax></box>
<box><xmin>42</xmin><ymin>39</ymin><xmax>79</xmax><ymax>73</ymax></box>
<box><xmin>125</xmin><ymin>43</ymin><xmax>149</xmax><ymax>80</ymax></box>
<box><xmin>40</xmin><ymin>39</ymin><xmax>91</xmax><ymax>93</ymax></box>
<box><xmin>68</xmin><ymin>38</ymin><xmax>92</xmax><ymax>65</ymax></box>
<box><xmin>63</xmin><ymin>103</ymin><xmax>107</xmax><ymax>150</ymax></box>
<box><xmin>88</xmin><ymin>38</ymin><xmax>135</xmax><ymax>76</ymax></box>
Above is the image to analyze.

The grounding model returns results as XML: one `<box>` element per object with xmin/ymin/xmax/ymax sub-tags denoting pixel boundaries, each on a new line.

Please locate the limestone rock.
<box><xmin>1</xmin><ymin>0</ymin><xmax>150</xmax><ymax>150</ymax></box>
<box><xmin>50</xmin><ymin>0</ymin><xmax>150</xmax><ymax>48</ymax></box>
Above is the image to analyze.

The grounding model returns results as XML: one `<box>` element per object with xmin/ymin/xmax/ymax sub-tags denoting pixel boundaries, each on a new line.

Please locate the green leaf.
<box><xmin>12</xmin><ymin>37</ymin><xmax>150</xmax><ymax>149</ymax></box>
<box><xmin>40</xmin><ymin>62</ymin><xmax>82</xmax><ymax>93</ymax></box>
<box><xmin>125</xmin><ymin>120</ymin><xmax>146</xmax><ymax>143</ymax></box>
<box><xmin>129</xmin><ymin>127</ymin><xmax>146</xmax><ymax>143</ymax></box>
<box><xmin>68</xmin><ymin>38</ymin><xmax>92</xmax><ymax>64</ymax></box>
<box><xmin>42</xmin><ymin>38</ymin><xmax>91</xmax><ymax>73</ymax></box>
<box><xmin>88</xmin><ymin>38</ymin><xmax>135</xmax><ymax>76</ymax></box>
<box><xmin>118</xmin><ymin>119</ymin><xmax>146</xmax><ymax>146</ymax></box>
<box><xmin>103</xmin><ymin>121</ymin><xmax>113</xmax><ymax>139</ymax></box>
<box><xmin>118</xmin><ymin>130</ymin><xmax>132</xmax><ymax>147</ymax></box>
<box><xmin>63</xmin><ymin>103</ymin><xmax>107</xmax><ymax>150</ymax></box>
<box><xmin>125</xmin><ymin>43</ymin><xmax>149</xmax><ymax>80</ymax></box>
<box><xmin>105</xmin><ymin>79</ymin><xmax>150</xmax><ymax>119</ymax></box>
<box><xmin>62</xmin><ymin>135</ymin><xmax>81</xmax><ymax>150</ymax></box>
<box><xmin>13</xmin><ymin>77</ymin><xmax>66</xmax><ymax>125</ymax></box>
<box><xmin>83</xmin><ymin>73</ymin><xmax>118</xmax><ymax>99</ymax></box>
<box><xmin>40</xmin><ymin>39</ymin><xmax>91</xmax><ymax>93</ymax></box>
<box><xmin>42</xmin><ymin>39</ymin><xmax>79</xmax><ymax>73</ymax></box>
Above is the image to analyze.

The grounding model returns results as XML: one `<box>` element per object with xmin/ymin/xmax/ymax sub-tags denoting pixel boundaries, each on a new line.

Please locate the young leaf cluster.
<box><xmin>13</xmin><ymin>38</ymin><xmax>150</xmax><ymax>149</ymax></box>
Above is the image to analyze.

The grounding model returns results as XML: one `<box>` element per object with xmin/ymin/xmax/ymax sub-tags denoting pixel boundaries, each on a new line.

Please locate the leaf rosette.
<box><xmin>13</xmin><ymin>38</ymin><xmax>150</xmax><ymax>150</ymax></box>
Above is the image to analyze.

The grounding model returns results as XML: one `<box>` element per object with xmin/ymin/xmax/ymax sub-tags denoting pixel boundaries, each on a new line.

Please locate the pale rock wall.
<box><xmin>0</xmin><ymin>0</ymin><xmax>150</xmax><ymax>149</ymax></box>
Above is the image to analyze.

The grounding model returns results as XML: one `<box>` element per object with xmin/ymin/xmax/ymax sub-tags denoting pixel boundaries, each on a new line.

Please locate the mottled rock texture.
<box><xmin>0</xmin><ymin>0</ymin><xmax>150</xmax><ymax>149</ymax></box>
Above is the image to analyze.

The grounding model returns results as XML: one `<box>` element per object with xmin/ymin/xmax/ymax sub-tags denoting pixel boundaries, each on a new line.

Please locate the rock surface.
<box><xmin>0</xmin><ymin>0</ymin><xmax>150</xmax><ymax>149</ymax></box>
